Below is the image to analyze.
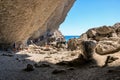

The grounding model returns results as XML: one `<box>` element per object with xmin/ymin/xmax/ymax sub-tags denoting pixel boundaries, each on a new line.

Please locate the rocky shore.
<box><xmin>0</xmin><ymin>23</ymin><xmax>120</xmax><ymax>80</ymax></box>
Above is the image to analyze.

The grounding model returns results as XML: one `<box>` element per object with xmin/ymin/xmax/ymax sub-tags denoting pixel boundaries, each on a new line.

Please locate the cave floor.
<box><xmin>0</xmin><ymin>45</ymin><xmax>120</xmax><ymax>80</ymax></box>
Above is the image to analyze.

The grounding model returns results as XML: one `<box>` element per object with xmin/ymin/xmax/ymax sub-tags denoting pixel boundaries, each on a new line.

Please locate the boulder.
<box><xmin>81</xmin><ymin>40</ymin><xmax>97</xmax><ymax>60</ymax></box>
<box><xmin>95</xmin><ymin>37</ymin><xmax>120</xmax><ymax>55</ymax></box>
<box><xmin>67</xmin><ymin>38</ymin><xmax>78</xmax><ymax>51</ymax></box>
<box><xmin>23</xmin><ymin>64</ymin><xmax>34</xmax><ymax>72</ymax></box>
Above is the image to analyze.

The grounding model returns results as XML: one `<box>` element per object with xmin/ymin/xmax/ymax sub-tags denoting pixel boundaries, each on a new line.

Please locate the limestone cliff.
<box><xmin>0</xmin><ymin>0</ymin><xmax>75</xmax><ymax>49</ymax></box>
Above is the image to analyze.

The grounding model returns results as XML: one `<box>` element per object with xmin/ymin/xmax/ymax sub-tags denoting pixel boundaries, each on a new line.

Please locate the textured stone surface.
<box><xmin>86</xmin><ymin>29</ymin><xmax>96</xmax><ymax>38</ymax></box>
<box><xmin>95</xmin><ymin>37</ymin><xmax>120</xmax><ymax>55</ymax></box>
<box><xmin>81</xmin><ymin>40</ymin><xmax>96</xmax><ymax>60</ymax></box>
<box><xmin>76</xmin><ymin>23</ymin><xmax>120</xmax><ymax>55</ymax></box>
<box><xmin>0</xmin><ymin>0</ymin><xmax>75</xmax><ymax>48</ymax></box>
<box><xmin>95</xmin><ymin>26</ymin><xmax>114</xmax><ymax>35</ymax></box>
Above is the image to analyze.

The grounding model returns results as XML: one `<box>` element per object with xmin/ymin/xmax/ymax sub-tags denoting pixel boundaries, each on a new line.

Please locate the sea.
<box><xmin>64</xmin><ymin>35</ymin><xmax>80</xmax><ymax>41</ymax></box>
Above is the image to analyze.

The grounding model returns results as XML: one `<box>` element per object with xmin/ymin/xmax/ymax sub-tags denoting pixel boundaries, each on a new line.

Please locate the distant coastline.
<box><xmin>64</xmin><ymin>35</ymin><xmax>80</xmax><ymax>41</ymax></box>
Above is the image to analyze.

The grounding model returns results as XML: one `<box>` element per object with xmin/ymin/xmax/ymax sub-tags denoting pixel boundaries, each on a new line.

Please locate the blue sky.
<box><xmin>59</xmin><ymin>0</ymin><xmax>120</xmax><ymax>35</ymax></box>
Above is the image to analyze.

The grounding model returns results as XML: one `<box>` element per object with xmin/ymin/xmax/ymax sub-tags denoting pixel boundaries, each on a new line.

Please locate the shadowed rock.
<box><xmin>52</xmin><ymin>69</ymin><xmax>66</xmax><ymax>74</ymax></box>
<box><xmin>81</xmin><ymin>40</ymin><xmax>96</xmax><ymax>60</ymax></box>
<box><xmin>0</xmin><ymin>0</ymin><xmax>75</xmax><ymax>50</ymax></box>
<box><xmin>23</xmin><ymin>64</ymin><xmax>34</xmax><ymax>72</ymax></box>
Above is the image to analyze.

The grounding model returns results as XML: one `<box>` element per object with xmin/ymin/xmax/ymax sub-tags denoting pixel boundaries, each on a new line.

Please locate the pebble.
<box><xmin>23</xmin><ymin>64</ymin><xmax>34</xmax><ymax>72</ymax></box>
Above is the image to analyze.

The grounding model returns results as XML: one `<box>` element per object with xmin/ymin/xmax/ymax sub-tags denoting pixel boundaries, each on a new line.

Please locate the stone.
<box><xmin>81</xmin><ymin>40</ymin><xmax>96</xmax><ymax>60</ymax></box>
<box><xmin>113</xmin><ymin>23</ymin><xmax>120</xmax><ymax>37</ymax></box>
<box><xmin>95</xmin><ymin>38</ymin><xmax>120</xmax><ymax>55</ymax></box>
<box><xmin>79</xmin><ymin>23</ymin><xmax>120</xmax><ymax>42</ymax></box>
<box><xmin>113</xmin><ymin>23</ymin><xmax>120</xmax><ymax>32</ymax></box>
<box><xmin>67</xmin><ymin>38</ymin><xmax>78</xmax><ymax>51</ymax></box>
<box><xmin>86</xmin><ymin>29</ymin><xmax>96</xmax><ymax>38</ymax></box>
<box><xmin>94</xmin><ymin>36</ymin><xmax>106</xmax><ymax>41</ymax></box>
<box><xmin>0</xmin><ymin>0</ymin><xmax>75</xmax><ymax>49</ymax></box>
<box><xmin>95</xmin><ymin>26</ymin><xmax>114</xmax><ymax>35</ymax></box>
<box><xmin>80</xmin><ymin>33</ymin><xmax>88</xmax><ymax>40</ymax></box>
<box><xmin>111</xmin><ymin>32</ymin><xmax>118</xmax><ymax>37</ymax></box>
<box><xmin>23</xmin><ymin>64</ymin><xmax>34</xmax><ymax>72</ymax></box>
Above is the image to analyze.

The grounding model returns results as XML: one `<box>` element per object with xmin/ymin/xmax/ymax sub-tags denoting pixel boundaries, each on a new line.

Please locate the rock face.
<box><xmin>67</xmin><ymin>23</ymin><xmax>120</xmax><ymax>55</ymax></box>
<box><xmin>28</xmin><ymin>30</ymin><xmax>66</xmax><ymax>47</ymax></box>
<box><xmin>79</xmin><ymin>23</ymin><xmax>120</xmax><ymax>55</ymax></box>
<box><xmin>0</xmin><ymin>0</ymin><xmax>75</xmax><ymax>49</ymax></box>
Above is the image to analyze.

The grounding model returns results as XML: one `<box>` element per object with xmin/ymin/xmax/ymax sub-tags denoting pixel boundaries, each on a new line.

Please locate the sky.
<box><xmin>59</xmin><ymin>0</ymin><xmax>120</xmax><ymax>36</ymax></box>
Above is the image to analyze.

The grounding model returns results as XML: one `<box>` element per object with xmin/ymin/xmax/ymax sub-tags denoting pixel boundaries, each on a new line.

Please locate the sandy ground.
<box><xmin>0</xmin><ymin>46</ymin><xmax>120</xmax><ymax>80</ymax></box>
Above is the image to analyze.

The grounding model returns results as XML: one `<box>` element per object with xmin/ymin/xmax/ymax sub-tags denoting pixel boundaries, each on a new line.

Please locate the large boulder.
<box><xmin>81</xmin><ymin>40</ymin><xmax>97</xmax><ymax>60</ymax></box>
<box><xmin>0</xmin><ymin>0</ymin><xmax>75</xmax><ymax>49</ymax></box>
<box><xmin>95</xmin><ymin>37</ymin><xmax>120</xmax><ymax>55</ymax></box>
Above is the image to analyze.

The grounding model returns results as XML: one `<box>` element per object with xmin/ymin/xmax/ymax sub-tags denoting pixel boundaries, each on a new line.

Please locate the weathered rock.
<box><xmin>111</xmin><ymin>32</ymin><xmax>118</xmax><ymax>37</ymax></box>
<box><xmin>113</xmin><ymin>23</ymin><xmax>120</xmax><ymax>31</ymax></box>
<box><xmin>86</xmin><ymin>29</ymin><xmax>96</xmax><ymax>38</ymax></box>
<box><xmin>95</xmin><ymin>37</ymin><xmax>120</xmax><ymax>55</ymax></box>
<box><xmin>29</xmin><ymin>30</ymin><xmax>66</xmax><ymax>46</ymax></box>
<box><xmin>94</xmin><ymin>36</ymin><xmax>108</xmax><ymax>41</ymax></box>
<box><xmin>0</xmin><ymin>0</ymin><xmax>75</xmax><ymax>49</ymax></box>
<box><xmin>23</xmin><ymin>64</ymin><xmax>34</xmax><ymax>72</ymax></box>
<box><xmin>81</xmin><ymin>40</ymin><xmax>96</xmax><ymax>60</ymax></box>
<box><xmin>67</xmin><ymin>38</ymin><xmax>78</xmax><ymax>51</ymax></box>
<box><xmin>113</xmin><ymin>23</ymin><xmax>120</xmax><ymax>37</ymax></box>
<box><xmin>79</xmin><ymin>23</ymin><xmax>120</xmax><ymax>42</ymax></box>
<box><xmin>95</xmin><ymin>26</ymin><xmax>114</xmax><ymax>35</ymax></box>
<box><xmin>80</xmin><ymin>33</ymin><xmax>88</xmax><ymax>40</ymax></box>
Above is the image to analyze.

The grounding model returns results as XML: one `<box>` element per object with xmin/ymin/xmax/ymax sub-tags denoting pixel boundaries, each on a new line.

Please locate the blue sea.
<box><xmin>64</xmin><ymin>36</ymin><xmax>80</xmax><ymax>41</ymax></box>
